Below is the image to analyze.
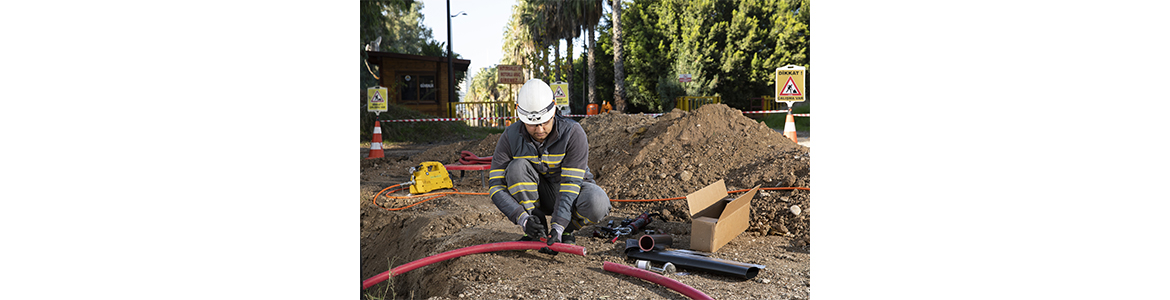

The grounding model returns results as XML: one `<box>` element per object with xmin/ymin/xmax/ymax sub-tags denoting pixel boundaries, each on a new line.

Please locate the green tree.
<box><xmin>361</xmin><ymin>0</ymin><xmax>413</xmax><ymax>89</ymax></box>
<box><xmin>580</xmin><ymin>0</ymin><xmax>605</xmax><ymax>106</ymax></box>
<box><xmin>519</xmin><ymin>0</ymin><xmax>554</xmax><ymax>81</ymax></box>
<box><xmin>468</xmin><ymin>66</ymin><xmax>498</xmax><ymax>101</ymax></box>
<box><xmin>556</xmin><ymin>0</ymin><xmax>603</xmax><ymax>110</ymax></box>
<box><xmin>360</xmin><ymin>0</ymin><xmax>413</xmax><ymax>48</ymax></box>
<box><xmin>360</xmin><ymin>1</ymin><xmax>466</xmax><ymax>96</ymax></box>
<box><xmin>588</xmin><ymin>13</ymin><xmax>616</xmax><ymax>107</ymax></box>
<box><xmin>613</xmin><ymin>0</ymin><xmax>809</xmax><ymax>113</ymax></box>
<box><xmin>611</xmin><ymin>0</ymin><xmax>627</xmax><ymax>112</ymax></box>
<box><xmin>502</xmin><ymin>4</ymin><xmax>534</xmax><ymax>80</ymax></box>
<box><xmin>360</xmin><ymin>0</ymin><xmax>471</xmax><ymax>142</ymax></box>
<box><xmin>622</xmin><ymin>0</ymin><xmax>678</xmax><ymax>112</ymax></box>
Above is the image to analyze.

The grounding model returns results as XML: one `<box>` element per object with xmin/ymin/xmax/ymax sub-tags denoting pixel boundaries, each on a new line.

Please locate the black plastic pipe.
<box><xmin>625</xmin><ymin>240</ymin><xmax>762</xmax><ymax>279</ymax></box>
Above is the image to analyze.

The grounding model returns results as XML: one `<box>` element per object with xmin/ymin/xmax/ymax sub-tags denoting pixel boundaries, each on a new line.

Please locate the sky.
<box><xmin>418</xmin><ymin>0</ymin><xmax>516</xmax><ymax>97</ymax></box>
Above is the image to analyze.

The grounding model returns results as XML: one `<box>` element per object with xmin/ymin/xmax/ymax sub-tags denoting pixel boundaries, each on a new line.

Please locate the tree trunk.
<box><xmin>553</xmin><ymin>40</ymin><xmax>562</xmax><ymax>82</ymax></box>
<box><xmin>540</xmin><ymin>41</ymin><xmax>550</xmax><ymax>81</ymax></box>
<box><xmin>587</xmin><ymin>27</ymin><xmax>596</xmax><ymax>105</ymax></box>
<box><xmin>612</xmin><ymin>0</ymin><xmax>626</xmax><ymax>112</ymax></box>
<box><xmin>565</xmin><ymin>37</ymin><xmax>574</xmax><ymax>108</ymax></box>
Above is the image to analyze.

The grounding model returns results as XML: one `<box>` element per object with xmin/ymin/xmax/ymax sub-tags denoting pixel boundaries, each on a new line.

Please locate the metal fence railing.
<box><xmin>449</xmin><ymin>101</ymin><xmax>515</xmax><ymax>128</ymax></box>
<box><xmin>674</xmin><ymin>96</ymin><xmax>721</xmax><ymax>111</ymax></box>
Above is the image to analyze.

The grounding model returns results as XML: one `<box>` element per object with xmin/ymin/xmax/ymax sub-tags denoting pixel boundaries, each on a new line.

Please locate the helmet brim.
<box><xmin>518</xmin><ymin>107</ymin><xmax>556</xmax><ymax>125</ymax></box>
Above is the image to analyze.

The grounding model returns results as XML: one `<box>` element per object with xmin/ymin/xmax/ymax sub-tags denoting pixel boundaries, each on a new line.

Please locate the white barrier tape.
<box><xmin>381</xmin><ymin>111</ymin><xmax>807</xmax><ymax>122</ymax></box>
<box><xmin>571</xmin><ymin>111</ymin><xmax>804</xmax><ymax>117</ymax></box>
<box><xmin>741</xmin><ymin>110</ymin><xmax>789</xmax><ymax>114</ymax></box>
<box><xmin>381</xmin><ymin>116</ymin><xmax>517</xmax><ymax>122</ymax></box>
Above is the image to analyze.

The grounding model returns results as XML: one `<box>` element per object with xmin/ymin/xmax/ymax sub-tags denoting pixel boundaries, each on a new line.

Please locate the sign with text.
<box><xmin>498</xmin><ymin>65</ymin><xmax>525</xmax><ymax>84</ymax></box>
<box><xmin>678</xmin><ymin>74</ymin><xmax>692</xmax><ymax>83</ymax></box>
<box><xmin>550</xmin><ymin>81</ymin><xmax>570</xmax><ymax>107</ymax></box>
<box><xmin>775</xmin><ymin>65</ymin><xmax>806</xmax><ymax>102</ymax></box>
<box><xmin>367</xmin><ymin>86</ymin><xmax>388</xmax><ymax>112</ymax></box>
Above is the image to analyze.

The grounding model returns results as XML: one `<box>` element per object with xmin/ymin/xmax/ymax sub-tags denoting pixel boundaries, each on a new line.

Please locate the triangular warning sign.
<box><xmin>553</xmin><ymin>86</ymin><xmax>566</xmax><ymax>98</ymax></box>
<box><xmin>779</xmin><ymin>77</ymin><xmax>802</xmax><ymax>96</ymax></box>
<box><xmin>372</xmin><ymin>91</ymin><xmax>384</xmax><ymax>102</ymax></box>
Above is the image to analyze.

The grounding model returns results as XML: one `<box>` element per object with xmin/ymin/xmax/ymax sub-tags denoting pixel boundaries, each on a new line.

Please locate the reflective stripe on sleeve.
<box><xmin>560</xmin><ymin>167</ymin><xmax>586</xmax><ymax>179</ymax></box>
<box><xmin>559</xmin><ymin>183</ymin><xmax>581</xmax><ymax>194</ymax></box>
<box><xmin>488</xmin><ymin>185</ymin><xmax>507</xmax><ymax>198</ymax></box>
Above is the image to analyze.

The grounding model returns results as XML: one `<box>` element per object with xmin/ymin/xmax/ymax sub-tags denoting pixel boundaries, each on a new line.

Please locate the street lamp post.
<box><xmin>446</xmin><ymin>1</ymin><xmax>466</xmax><ymax>112</ymax></box>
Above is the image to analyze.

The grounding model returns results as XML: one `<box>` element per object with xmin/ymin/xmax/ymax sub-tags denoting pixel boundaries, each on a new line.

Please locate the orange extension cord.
<box><xmin>371</xmin><ymin>184</ymin><xmax>810</xmax><ymax>211</ymax></box>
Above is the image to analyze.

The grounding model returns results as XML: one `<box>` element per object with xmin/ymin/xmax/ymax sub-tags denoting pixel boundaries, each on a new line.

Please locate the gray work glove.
<box><xmin>546</xmin><ymin>223</ymin><xmax>565</xmax><ymax>246</ymax></box>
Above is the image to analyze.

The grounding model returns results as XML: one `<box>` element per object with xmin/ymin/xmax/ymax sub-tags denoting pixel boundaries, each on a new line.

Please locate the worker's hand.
<box><xmin>520</xmin><ymin>210</ymin><xmax>548</xmax><ymax>240</ymax></box>
<box><xmin>546</xmin><ymin>223</ymin><xmax>565</xmax><ymax>246</ymax></box>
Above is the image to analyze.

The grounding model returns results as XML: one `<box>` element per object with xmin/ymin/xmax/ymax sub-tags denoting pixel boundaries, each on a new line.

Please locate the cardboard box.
<box><xmin>686</xmin><ymin>179</ymin><xmax>760</xmax><ymax>252</ymax></box>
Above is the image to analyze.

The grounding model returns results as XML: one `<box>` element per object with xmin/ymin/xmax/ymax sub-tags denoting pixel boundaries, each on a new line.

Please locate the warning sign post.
<box><xmin>550</xmin><ymin>81</ymin><xmax>570</xmax><ymax>114</ymax></box>
<box><xmin>367</xmin><ymin>86</ymin><xmax>388</xmax><ymax>113</ymax></box>
<box><xmin>775</xmin><ymin>65</ymin><xmax>806</xmax><ymax>103</ymax></box>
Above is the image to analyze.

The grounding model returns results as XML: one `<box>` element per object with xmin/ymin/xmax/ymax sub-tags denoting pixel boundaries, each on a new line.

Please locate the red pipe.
<box><xmin>362</xmin><ymin>241</ymin><xmax>586</xmax><ymax>290</ymax></box>
<box><xmin>602</xmin><ymin>261</ymin><xmax>714</xmax><ymax>300</ymax></box>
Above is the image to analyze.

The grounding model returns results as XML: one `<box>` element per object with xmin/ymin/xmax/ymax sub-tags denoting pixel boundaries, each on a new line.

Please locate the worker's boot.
<box><xmin>560</xmin><ymin>231</ymin><xmax>576</xmax><ymax>245</ymax></box>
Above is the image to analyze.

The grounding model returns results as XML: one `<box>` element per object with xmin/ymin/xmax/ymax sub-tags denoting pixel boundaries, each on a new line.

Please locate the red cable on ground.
<box><xmin>362</xmin><ymin>241</ymin><xmax>586</xmax><ymax>290</ymax></box>
<box><xmin>602</xmin><ymin>261</ymin><xmax>714</xmax><ymax>300</ymax></box>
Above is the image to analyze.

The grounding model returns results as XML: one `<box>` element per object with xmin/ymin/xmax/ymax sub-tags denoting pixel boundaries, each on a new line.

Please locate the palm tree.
<box><xmin>578</xmin><ymin>0</ymin><xmax>604</xmax><ymax>106</ymax></box>
<box><xmin>547</xmin><ymin>0</ymin><xmax>567</xmax><ymax>82</ymax></box>
<box><xmin>519</xmin><ymin>0</ymin><xmax>552</xmax><ymax>81</ymax></box>
<box><xmin>502</xmin><ymin>4</ymin><xmax>535</xmax><ymax>102</ymax></box>
<box><xmin>557</xmin><ymin>0</ymin><xmax>579</xmax><ymax>84</ymax></box>
<box><xmin>610</xmin><ymin>0</ymin><xmax>626</xmax><ymax>112</ymax></box>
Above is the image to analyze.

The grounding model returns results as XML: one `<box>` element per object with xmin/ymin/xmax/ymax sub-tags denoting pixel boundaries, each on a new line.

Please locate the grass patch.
<box><xmin>757</xmin><ymin>103</ymin><xmax>810</xmax><ymax>131</ymax></box>
<box><xmin>363</xmin><ymin>257</ymin><xmax>398</xmax><ymax>300</ymax></box>
<box><xmin>362</xmin><ymin>104</ymin><xmax>505</xmax><ymax>145</ymax></box>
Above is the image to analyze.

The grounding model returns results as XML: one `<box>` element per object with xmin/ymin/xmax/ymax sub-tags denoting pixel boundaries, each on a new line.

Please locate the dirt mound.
<box><xmin>580</xmin><ymin>104</ymin><xmax>811</xmax><ymax>245</ymax></box>
<box><xmin>363</xmin><ymin>105</ymin><xmax>811</xmax><ymax>244</ymax></box>
<box><xmin>359</xmin><ymin>105</ymin><xmax>812</xmax><ymax>299</ymax></box>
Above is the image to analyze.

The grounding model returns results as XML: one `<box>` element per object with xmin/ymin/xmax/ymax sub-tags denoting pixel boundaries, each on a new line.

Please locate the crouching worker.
<box><xmin>488</xmin><ymin>79</ymin><xmax>611</xmax><ymax>245</ymax></box>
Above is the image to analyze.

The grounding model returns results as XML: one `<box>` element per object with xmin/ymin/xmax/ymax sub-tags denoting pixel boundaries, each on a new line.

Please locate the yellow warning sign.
<box><xmin>550</xmin><ymin>82</ymin><xmax>569</xmax><ymax>106</ymax></box>
<box><xmin>775</xmin><ymin>65</ymin><xmax>806</xmax><ymax>102</ymax></box>
<box><xmin>367</xmin><ymin>86</ymin><xmax>388</xmax><ymax>112</ymax></box>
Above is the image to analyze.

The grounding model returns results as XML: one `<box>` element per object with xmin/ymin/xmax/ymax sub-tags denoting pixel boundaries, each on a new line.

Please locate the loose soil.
<box><xmin>361</xmin><ymin>104</ymin><xmax>811</xmax><ymax>299</ymax></box>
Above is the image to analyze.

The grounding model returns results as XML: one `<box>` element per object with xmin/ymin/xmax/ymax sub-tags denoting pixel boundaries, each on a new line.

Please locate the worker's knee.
<box><xmin>574</xmin><ymin>182</ymin><xmax>611</xmax><ymax>224</ymax></box>
<box><xmin>504</xmin><ymin>159</ymin><xmax>537</xmax><ymax>183</ymax></box>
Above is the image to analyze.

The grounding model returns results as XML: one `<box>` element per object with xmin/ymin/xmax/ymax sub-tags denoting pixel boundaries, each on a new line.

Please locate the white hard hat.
<box><xmin>516</xmin><ymin>79</ymin><xmax>556</xmax><ymax>125</ymax></box>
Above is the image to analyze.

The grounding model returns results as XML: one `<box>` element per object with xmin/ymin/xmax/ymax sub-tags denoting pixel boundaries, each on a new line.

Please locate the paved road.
<box><xmin>775</xmin><ymin>130</ymin><xmax>811</xmax><ymax>147</ymax></box>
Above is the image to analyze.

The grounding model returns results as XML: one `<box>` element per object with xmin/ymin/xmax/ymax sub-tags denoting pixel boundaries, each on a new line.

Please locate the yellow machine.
<box><xmin>409</xmin><ymin>161</ymin><xmax>453</xmax><ymax>194</ymax></box>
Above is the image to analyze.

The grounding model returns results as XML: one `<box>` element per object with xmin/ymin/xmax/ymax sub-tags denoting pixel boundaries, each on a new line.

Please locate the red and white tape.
<box><xmin>568</xmin><ymin>110</ymin><xmax>806</xmax><ymax>117</ymax></box>
<box><xmin>381</xmin><ymin>116</ymin><xmax>516</xmax><ymax>123</ymax></box>
<box><xmin>382</xmin><ymin>111</ymin><xmax>807</xmax><ymax>122</ymax></box>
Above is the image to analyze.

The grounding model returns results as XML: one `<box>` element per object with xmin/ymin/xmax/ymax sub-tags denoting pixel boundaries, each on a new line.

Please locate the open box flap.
<box><xmin>686</xmin><ymin>179</ymin><xmax>728</xmax><ymax>217</ymax></box>
<box><xmin>720</xmin><ymin>185</ymin><xmax>759</xmax><ymax>220</ymax></box>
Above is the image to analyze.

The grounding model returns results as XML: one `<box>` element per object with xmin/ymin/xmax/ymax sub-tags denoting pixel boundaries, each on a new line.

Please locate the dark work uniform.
<box><xmin>488</xmin><ymin>116</ymin><xmax>610</xmax><ymax>232</ymax></box>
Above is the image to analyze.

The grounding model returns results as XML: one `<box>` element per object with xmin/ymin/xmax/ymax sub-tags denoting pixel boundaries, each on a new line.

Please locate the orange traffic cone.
<box><xmin>783</xmin><ymin>113</ymin><xmax>798</xmax><ymax>143</ymax></box>
<box><xmin>368</xmin><ymin>120</ymin><xmax>384</xmax><ymax>159</ymax></box>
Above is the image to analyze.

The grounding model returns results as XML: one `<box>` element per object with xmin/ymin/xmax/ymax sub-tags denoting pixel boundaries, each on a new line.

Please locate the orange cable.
<box><xmin>610</xmin><ymin>187</ymin><xmax>810</xmax><ymax>202</ymax></box>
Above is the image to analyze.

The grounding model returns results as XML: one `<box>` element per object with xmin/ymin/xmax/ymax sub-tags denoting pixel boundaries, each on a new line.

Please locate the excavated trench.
<box><xmin>360</xmin><ymin>104</ymin><xmax>812</xmax><ymax>299</ymax></box>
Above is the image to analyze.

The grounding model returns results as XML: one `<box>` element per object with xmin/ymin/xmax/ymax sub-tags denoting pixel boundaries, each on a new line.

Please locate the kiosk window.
<box><xmin>400</xmin><ymin>74</ymin><xmax>437</xmax><ymax>104</ymax></box>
